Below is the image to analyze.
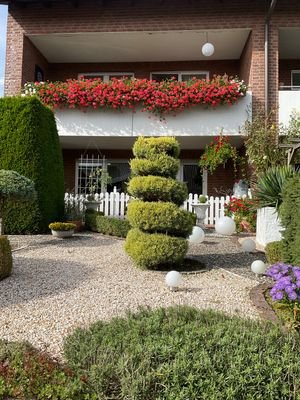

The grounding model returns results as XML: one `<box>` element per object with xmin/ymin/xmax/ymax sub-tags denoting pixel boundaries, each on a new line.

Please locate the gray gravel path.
<box><xmin>1</xmin><ymin>233</ymin><xmax>267</xmax><ymax>358</ymax></box>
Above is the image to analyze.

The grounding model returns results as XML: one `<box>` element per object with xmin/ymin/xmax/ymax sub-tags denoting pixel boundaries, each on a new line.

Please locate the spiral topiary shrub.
<box><xmin>130</xmin><ymin>155</ymin><xmax>180</xmax><ymax>178</ymax></box>
<box><xmin>125</xmin><ymin>229</ymin><xmax>188</xmax><ymax>269</ymax></box>
<box><xmin>0</xmin><ymin>236</ymin><xmax>12</xmax><ymax>280</ymax></box>
<box><xmin>127</xmin><ymin>201</ymin><xmax>194</xmax><ymax>237</ymax></box>
<box><xmin>127</xmin><ymin>176</ymin><xmax>188</xmax><ymax>206</ymax></box>
<box><xmin>125</xmin><ymin>137</ymin><xmax>192</xmax><ymax>269</ymax></box>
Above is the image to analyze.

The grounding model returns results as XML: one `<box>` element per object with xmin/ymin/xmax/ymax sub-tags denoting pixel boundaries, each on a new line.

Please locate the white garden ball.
<box><xmin>188</xmin><ymin>226</ymin><xmax>205</xmax><ymax>244</ymax></box>
<box><xmin>215</xmin><ymin>216</ymin><xmax>235</xmax><ymax>235</ymax></box>
<box><xmin>165</xmin><ymin>271</ymin><xmax>183</xmax><ymax>288</ymax></box>
<box><xmin>251</xmin><ymin>260</ymin><xmax>266</xmax><ymax>275</ymax></box>
<box><xmin>241</xmin><ymin>238</ymin><xmax>256</xmax><ymax>253</ymax></box>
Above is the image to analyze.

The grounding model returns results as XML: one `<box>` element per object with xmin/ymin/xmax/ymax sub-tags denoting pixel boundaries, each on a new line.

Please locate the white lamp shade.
<box><xmin>202</xmin><ymin>42</ymin><xmax>215</xmax><ymax>57</ymax></box>
<box><xmin>215</xmin><ymin>217</ymin><xmax>235</xmax><ymax>235</ymax></box>
<box><xmin>188</xmin><ymin>226</ymin><xmax>205</xmax><ymax>244</ymax></box>
<box><xmin>165</xmin><ymin>271</ymin><xmax>183</xmax><ymax>288</ymax></box>
<box><xmin>251</xmin><ymin>260</ymin><xmax>266</xmax><ymax>275</ymax></box>
<box><xmin>241</xmin><ymin>239</ymin><xmax>256</xmax><ymax>253</ymax></box>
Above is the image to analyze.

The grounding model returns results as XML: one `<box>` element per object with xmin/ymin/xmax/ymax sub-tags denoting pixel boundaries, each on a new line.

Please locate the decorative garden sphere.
<box><xmin>202</xmin><ymin>42</ymin><xmax>215</xmax><ymax>57</ymax></box>
<box><xmin>215</xmin><ymin>216</ymin><xmax>235</xmax><ymax>235</ymax></box>
<box><xmin>165</xmin><ymin>271</ymin><xmax>183</xmax><ymax>290</ymax></box>
<box><xmin>188</xmin><ymin>226</ymin><xmax>205</xmax><ymax>244</ymax></box>
<box><xmin>241</xmin><ymin>238</ymin><xmax>256</xmax><ymax>253</ymax></box>
<box><xmin>251</xmin><ymin>260</ymin><xmax>266</xmax><ymax>275</ymax></box>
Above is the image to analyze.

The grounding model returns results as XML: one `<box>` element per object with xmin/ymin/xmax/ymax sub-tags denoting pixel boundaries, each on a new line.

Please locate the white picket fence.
<box><xmin>65</xmin><ymin>189</ymin><xmax>231</xmax><ymax>226</ymax></box>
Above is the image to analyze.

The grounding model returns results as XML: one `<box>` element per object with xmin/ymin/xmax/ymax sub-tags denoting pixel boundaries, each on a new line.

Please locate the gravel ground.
<box><xmin>1</xmin><ymin>232</ymin><xmax>269</xmax><ymax>359</ymax></box>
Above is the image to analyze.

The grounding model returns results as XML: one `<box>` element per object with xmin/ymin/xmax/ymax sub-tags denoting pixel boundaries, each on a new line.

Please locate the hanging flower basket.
<box><xmin>199</xmin><ymin>132</ymin><xmax>239</xmax><ymax>174</ymax></box>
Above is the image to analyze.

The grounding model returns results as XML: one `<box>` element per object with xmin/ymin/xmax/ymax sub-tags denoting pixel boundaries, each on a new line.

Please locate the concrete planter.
<box><xmin>256</xmin><ymin>207</ymin><xmax>283</xmax><ymax>248</ymax></box>
<box><xmin>51</xmin><ymin>229</ymin><xmax>74</xmax><ymax>238</ymax></box>
<box><xmin>192</xmin><ymin>203</ymin><xmax>209</xmax><ymax>226</ymax></box>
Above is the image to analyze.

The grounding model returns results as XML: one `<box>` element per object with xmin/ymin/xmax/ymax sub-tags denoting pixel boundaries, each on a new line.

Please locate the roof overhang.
<box><xmin>280</xmin><ymin>28</ymin><xmax>300</xmax><ymax>59</ymax></box>
<box><xmin>27</xmin><ymin>29</ymin><xmax>251</xmax><ymax>63</ymax></box>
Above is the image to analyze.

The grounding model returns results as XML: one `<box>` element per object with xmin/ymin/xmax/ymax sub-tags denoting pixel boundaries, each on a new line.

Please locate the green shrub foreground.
<box><xmin>265</xmin><ymin>241</ymin><xmax>284</xmax><ymax>264</ymax></box>
<box><xmin>85</xmin><ymin>210</ymin><xmax>131</xmax><ymax>237</ymax></box>
<box><xmin>1</xmin><ymin>307</ymin><xmax>300</xmax><ymax>399</ymax></box>
<box><xmin>280</xmin><ymin>174</ymin><xmax>300</xmax><ymax>265</ymax></box>
<box><xmin>0</xmin><ymin>97</ymin><xmax>64</xmax><ymax>233</ymax></box>
<box><xmin>64</xmin><ymin>306</ymin><xmax>300</xmax><ymax>400</ymax></box>
<box><xmin>0</xmin><ymin>236</ymin><xmax>12</xmax><ymax>280</ymax></box>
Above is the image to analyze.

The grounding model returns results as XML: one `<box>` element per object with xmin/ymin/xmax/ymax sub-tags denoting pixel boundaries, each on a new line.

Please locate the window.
<box><xmin>150</xmin><ymin>71</ymin><xmax>209</xmax><ymax>82</ymax></box>
<box><xmin>291</xmin><ymin>70</ymin><xmax>300</xmax><ymax>89</ymax></box>
<box><xmin>76</xmin><ymin>155</ymin><xmax>130</xmax><ymax>194</ymax></box>
<box><xmin>78</xmin><ymin>72</ymin><xmax>134</xmax><ymax>82</ymax></box>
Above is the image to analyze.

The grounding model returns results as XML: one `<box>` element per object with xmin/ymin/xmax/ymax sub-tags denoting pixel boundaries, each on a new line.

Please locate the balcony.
<box><xmin>55</xmin><ymin>92</ymin><xmax>252</xmax><ymax>149</ymax></box>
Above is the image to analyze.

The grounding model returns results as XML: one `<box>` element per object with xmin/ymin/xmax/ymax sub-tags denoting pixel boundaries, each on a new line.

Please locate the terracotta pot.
<box><xmin>66</xmin><ymin>220</ymin><xmax>83</xmax><ymax>232</ymax></box>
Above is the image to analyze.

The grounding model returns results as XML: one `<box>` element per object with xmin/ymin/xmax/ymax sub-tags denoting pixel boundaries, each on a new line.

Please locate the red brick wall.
<box><xmin>22</xmin><ymin>36</ymin><xmax>49</xmax><ymax>86</ymax></box>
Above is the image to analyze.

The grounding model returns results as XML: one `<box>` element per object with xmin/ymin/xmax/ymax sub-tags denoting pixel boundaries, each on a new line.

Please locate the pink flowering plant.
<box><xmin>267</xmin><ymin>263</ymin><xmax>300</xmax><ymax>326</ymax></box>
<box><xmin>23</xmin><ymin>75</ymin><xmax>246</xmax><ymax>117</ymax></box>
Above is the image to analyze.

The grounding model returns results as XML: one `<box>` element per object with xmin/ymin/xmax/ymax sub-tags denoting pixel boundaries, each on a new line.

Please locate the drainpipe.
<box><xmin>265</xmin><ymin>0</ymin><xmax>277</xmax><ymax>115</ymax></box>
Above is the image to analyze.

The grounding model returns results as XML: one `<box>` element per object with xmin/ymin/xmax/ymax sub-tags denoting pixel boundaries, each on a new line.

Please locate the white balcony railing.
<box><xmin>55</xmin><ymin>92</ymin><xmax>252</xmax><ymax>138</ymax></box>
<box><xmin>279</xmin><ymin>89</ymin><xmax>300</xmax><ymax>127</ymax></box>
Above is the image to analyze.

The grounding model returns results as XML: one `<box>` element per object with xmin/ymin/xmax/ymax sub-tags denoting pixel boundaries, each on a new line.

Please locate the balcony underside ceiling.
<box><xmin>59</xmin><ymin>136</ymin><xmax>245</xmax><ymax>150</ymax></box>
<box><xmin>27</xmin><ymin>29</ymin><xmax>251</xmax><ymax>63</ymax></box>
<box><xmin>280</xmin><ymin>28</ymin><xmax>300</xmax><ymax>59</ymax></box>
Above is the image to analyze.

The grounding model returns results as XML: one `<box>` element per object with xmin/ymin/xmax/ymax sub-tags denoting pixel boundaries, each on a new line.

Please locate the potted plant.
<box><xmin>199</xmin><ymin>132</ymin><xmax>239</xmax><ymax>174</ymax></box>
<box><xmin>192</xmin><ymin>195</ymin><xmax>210</xmax><ymax>226</ymax></box>
<box><xmin>49</xmin><ymin>222</ymin><xmax>76</xmax><ymax>238</ymax></box>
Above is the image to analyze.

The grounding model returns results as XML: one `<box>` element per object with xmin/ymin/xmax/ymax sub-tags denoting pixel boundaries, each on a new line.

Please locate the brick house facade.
<box><xmin>1</xmin><ymin>0</ymin><xmax>300</xmax><ymax>195</ymax></box>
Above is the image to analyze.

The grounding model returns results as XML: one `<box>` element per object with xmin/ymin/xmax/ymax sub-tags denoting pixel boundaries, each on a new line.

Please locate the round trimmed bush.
<box><xmin>265</xmin><ymin>241</ymin><xmax>284</xmax><ymax>264</ymax></box>
<box><xmin>130</xmin><ymin>155</ymin><xmax>179</xmax><ymax>178</ymax></box>
<box><xmin>127</xmin><ymin>201</ymin><xmax>194</xmax><ymax>237</ymax></box>
<box><xmin>0</xmin><ymin>236</ymin><xmax>12</xmax><ymax>280</ymax></box>
<box><xmin>127</xmin><ymin>176</ymin><xmax>188</xmax><ymax>206</ymax></box>
<box><xmin>64</xmin><ymin>306</ymin><xmax>300</xmax><ymax>400</ymax></box>
<box><xmin>133</xmin><ymin>137</ymin><xmax>180</xmax><ymax>159</ymax></box>
<box><xmin>125</xmin><ymin>228</ymin><xmax>188</xmax><ymax>269</ymax></box>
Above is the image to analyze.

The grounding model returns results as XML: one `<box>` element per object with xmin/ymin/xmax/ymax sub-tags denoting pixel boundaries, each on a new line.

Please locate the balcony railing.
<box><xmin>55</xmin><ymin>92</ymin><xmax>252</xmax><ymax>138</ymax></box>
<box><xmin>279</xmin><ymin>90</ymin><xmax>300</xmax><ymax>127</ymax></box>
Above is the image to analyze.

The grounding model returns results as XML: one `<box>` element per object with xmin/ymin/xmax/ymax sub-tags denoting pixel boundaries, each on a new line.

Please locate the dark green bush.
<box><xmin>85</xmin><ymin>210</ymin><xmax>131</xmax><ymax>238</ymax></box>
<box><xmin>280</xmin><ymin>174</ymin><xmax>300</xmax><ymax>265</ymax></box>
<box><xmin>133</xmin><ymin>136</ymin><xmax>180</xmax><ymax>159</ymax></box>
<box><xmin>127</xmin><ymin>176</ymin><xmax>188</xmax><ymax>206</ymax></box>
<box><xmin>130</xmin><ymin>155</ymin><xmax>179</xmax><ymax>178</ymax></box>
<box><xmin>0</xmin><ymin>340</ymin><xmax>90</xmax><ymax>399</ymax></box>
<box><xmin>265</xmin><ymin>241</ymin><xmax>284</xmax><ymax>264</ymax></box>
<box><xmin>127</xmin><ymin>200</ymin><xmax>194</xmax><ymax>237</ymax></box>
<box><xmin>64</xmin><ymin>306</ymin><xmax>300</xmax><ymax>400</ymax></box>
<box><xmin>0</xmin><ymin>236</ymin><xmax>12</xmax><ymax>280</ymax></box>
<box><xmin>0</xmin><ymin>97</ymin><xmax>64</xmax><ymax>233</ymax></box>
<box><xmin>125</xmin><ymin>228</ymin><xmax>188</xmax><ymax>269</ymax></box>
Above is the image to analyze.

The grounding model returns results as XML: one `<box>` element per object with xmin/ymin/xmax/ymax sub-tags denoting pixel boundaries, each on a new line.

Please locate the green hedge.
<box><xmin>0</xmin><ymin>97</ymin><xmax>64</xmax><ymax>233</ymax></box>
<box><xmin>127</xmin><ymin>200</ymin><xmax>195</xmax><ymax>237</ymax></box>
<box><xmin>85</xmin><ymin>210</ymin><xmax>131</xmax><ymax>238</ymax></box>
<box><xmin>130</xmin><ymin>154</ymin><xmax>179</xmax><ymax>178</ymax></box>
<box><xmin>0</xmin><ymin>236</ymin><xmax>12</xmax><ymax>280</ymax></box>
<box><xmin>64</xmin><ymin>306</ymin><xmax>300</xmax><ymax>400</ymax></box>
<box><xmin>125</xmin><ymin>228</ymin><xmax>188</xmax><ymax>269</ymax></box>
<box><xmin>127</xmin><ymin>176</ymin><xmax>188</xmax><ymax>206</ymax></box>
<box><xmin>133</xmin><ymin>137</ymin><xmax>180</xmax><ymax>159</ymax></box>
<box><xmin>265</xmin><ymin>241</ymin><xmax>284</xmax><ymax>264</ymax></box>
<box><xmin>280</xmin><ymin>174</ymin><xmax>300</xmax><ymax>265</ymax></box>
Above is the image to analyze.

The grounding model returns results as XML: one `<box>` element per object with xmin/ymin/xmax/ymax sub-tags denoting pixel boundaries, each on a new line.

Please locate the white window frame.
<box><xmin>291</xmin><ymin>70</ymin><xmax>300</xmax><ymax>90</ymax></box>
<box><xmin>78</xmin><ymin>72</ymin><xmax>134</xmax><ymax>82</ymax></box>
<box><xmin>75</xmin><ymin>158</ymin><xmax>130</xmax><ymax>194</ymax></box>
<box><xmin>150</xmin><ymin>71</ymin><xmax>209</xmax><ymax>82</ymax></box>
<box><xmin>178</xmin><ymin>161</ymin><xmax>208</xmax><ymax>195</ymax></box>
